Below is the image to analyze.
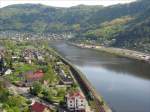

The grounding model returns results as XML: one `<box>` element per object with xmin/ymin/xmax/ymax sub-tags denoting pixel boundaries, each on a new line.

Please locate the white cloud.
<box><xmin>0</xmin><ymin>0</ymin><xmax>137</xmax><ymax>8</ymax></box>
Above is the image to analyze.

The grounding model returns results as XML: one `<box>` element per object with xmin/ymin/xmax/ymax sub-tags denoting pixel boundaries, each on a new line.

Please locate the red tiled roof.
<box><xmin>68</xmin><ymin>91</ymin><xmax>85</xmax><ymax>99</ymax></box>
<box><xmin>31</xmin><ymin>102</ymin><xmax>49</xmax><ymax>112</ymax></box>
<box><xmin>26</xmin><ymin>70</ymin><xmax>44</xmax><ymax>80</ymax></box>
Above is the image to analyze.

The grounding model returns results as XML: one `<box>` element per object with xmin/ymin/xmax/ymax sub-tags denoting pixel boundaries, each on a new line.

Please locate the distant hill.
<box><xmin>114</xmin><ymin>7</ymin><xmax>150</xmax><ymax>52</ymax></box>
<box><xmin>0</xmin><ymin>0</ymin><xmax>150</xmax><ymax>52</ymax></box>
<box><xmin>0</xmin><ymin>0</ymin><xmax>149</xmax><ymax>33</ymax></box>
<box><xmin>0</xmin><ymin>4</ymin><xmax>103</xmax><ymax>33</ymax></box>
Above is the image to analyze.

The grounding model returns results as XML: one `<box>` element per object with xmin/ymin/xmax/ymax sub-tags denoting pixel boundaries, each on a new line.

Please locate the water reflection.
<box><xmin>52</xmin><ymin>42</ymin><xmax>150</xmax><ymax>80</ymax></box>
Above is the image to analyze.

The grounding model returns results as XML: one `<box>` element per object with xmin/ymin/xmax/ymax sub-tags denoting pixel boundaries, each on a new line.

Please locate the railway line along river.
<box><xmin>50</xmin><ymin>41</ymin><xmax>150</xmax><ymax>112</ymax></box>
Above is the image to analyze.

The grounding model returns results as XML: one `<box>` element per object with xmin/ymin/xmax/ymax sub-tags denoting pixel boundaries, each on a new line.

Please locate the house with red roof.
<box><xmin>23</xmin><ymin>70</ymin><xmax>44</xmax><ymax>86</ymax></box>
<box><xmin>26</xmin><ymin>70</ymin><xmax>44</xmax><ymax>80</ymax></box>
<box><xmin>66</xmin><ymin>91</ymin><xmax>86</xmax><ymax>112</ymax></box>
<box><xmin>30</xmin><ymin>102</ymin><xmax>51</xmax><ymax>112</ymax></box>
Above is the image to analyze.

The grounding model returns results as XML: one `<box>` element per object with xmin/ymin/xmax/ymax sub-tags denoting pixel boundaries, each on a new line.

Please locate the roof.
<box><xmin>31</xmin><ymin>102</ymin><xmax>50</xmax><ymax>112</ymax></box>
<box><xmin>25</xmin><ymin>70</ymin><xmax>44</xmax><ymax>80</ymax></box>
<box><xmin>67</xmin><ymin>91</ymin><xmax>85</xmax><ymax>100</ymax></box>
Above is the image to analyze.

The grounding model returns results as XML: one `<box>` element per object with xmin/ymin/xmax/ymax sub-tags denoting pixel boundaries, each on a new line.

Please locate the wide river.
<box><xmin>50</xmin><ymin>42</ymin><xmax>150</xmax><ymax>112</ymax></box>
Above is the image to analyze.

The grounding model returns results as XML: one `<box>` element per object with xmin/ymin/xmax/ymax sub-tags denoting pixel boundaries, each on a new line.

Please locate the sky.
<box><xmin>0</xmin><ymin>0</ymin><xmax>137</xmax><ymax>8</ymax></box>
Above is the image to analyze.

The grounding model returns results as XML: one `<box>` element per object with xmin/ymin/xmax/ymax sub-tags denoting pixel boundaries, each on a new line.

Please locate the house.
<box><xmin>23</xmin><ymin>70</ymin><xmax>44</xmax><ymax>86</ymax></box>
<box><xmin>4</xmin><ymin>69</ymin><xmax>12</xmax><ymax>75</ymax></box>
<box><xmin>35</xmin><ymin>51</ymin><xmax>44</xmax><ymax>61</ymax></box>
<box><xmin>58</xmin><ymin>69</ymin><xmax>73</xmax><ymax>85</ymax></box>
<box><xmin>22</xmin><ymin>49</ymin><xmax>45</xmax><ymax>64</ymax></box>
<box><xmin>66</xmin><ymin>91</ymin><xmax>86</xmax><ymax>112</ymax></box>
<box><xmin>56</xmin><ymin>61</ymin><xmax>63</xmax><ymax>65</ymax></box>
<box><xmin>26</xmin><ymin>70</ymin><xmax>44</xmax><ymax>81</ymax></box>
<box><xmin>37</xmin><ymin>55</ymin><xmax>44</xmax><ymax>61</ymax></box>
<box><xmin>12</xmin><ymin>56</ymin><xmax>20</xmax><ymax>61</ymax></box>
<box><xmin>11</xmin><ymin>54</ymin><xmax>20</xmax><ymax>62</ymax></box>
<box><xmin>30</xmin><ymin>102</ymin><xmax>51</xmax><ymax>112</ymax></box>
<box><xmin>22</xmin><ymin>49</ymin><xmax>35</xmax><ymax>64</ymax></box>
<box><xmin>24</xmin><ymin>56</ymin><xmax>32</xmax><ymax>64</ymax></box>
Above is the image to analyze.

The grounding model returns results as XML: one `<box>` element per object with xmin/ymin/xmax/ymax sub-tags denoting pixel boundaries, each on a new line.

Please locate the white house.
<box><xmin>24</xmin><ymin>56</ymin><xmax>32</xmax><ymax>64</ymax></box>
<box><xmin>5</xmin><ymin>69</ymin><xmax>12</xmax><ymax>75</ymax></box>
<box><xmin>66</xmin><ymin>91</ymin><xmax>86</xmax><ymax>112</ymax></box>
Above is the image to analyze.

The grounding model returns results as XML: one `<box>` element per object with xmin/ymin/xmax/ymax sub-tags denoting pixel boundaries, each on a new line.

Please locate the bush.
<box><xmin>30</xmin><ymin>82</ymin><xmax>42</xmax><ymax>96</ymax></box>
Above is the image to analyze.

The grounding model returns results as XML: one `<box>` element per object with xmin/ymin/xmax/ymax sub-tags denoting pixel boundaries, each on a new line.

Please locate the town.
<box><xmin>0</xmin><ymin>39</ymin><xmax>93</xmax><ymax>112</ymax></box>
<box><xmin>0</xmin><ymin>31</ymin><xmax>73</xmax><ymax>41</ymax></box>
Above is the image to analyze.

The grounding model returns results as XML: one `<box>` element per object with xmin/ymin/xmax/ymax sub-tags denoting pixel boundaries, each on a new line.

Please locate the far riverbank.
<box><xmin>70</xmin><ymin>43</ymin><xmax>150</xmax><ymax>64</ymax></box>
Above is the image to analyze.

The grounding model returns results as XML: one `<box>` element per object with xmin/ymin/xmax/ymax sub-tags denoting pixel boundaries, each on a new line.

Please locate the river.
<box><xmin>50</xmin><ymin>42</ymin><xmax>150</xmax><ymax>112</ymax></box>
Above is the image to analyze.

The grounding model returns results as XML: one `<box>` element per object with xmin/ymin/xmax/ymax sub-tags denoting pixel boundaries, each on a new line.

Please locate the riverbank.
<box><xmin>70</xmin><ymin>43</ymin><xmax>150</xmax><ymax>64</ymax></box>
<box><xmin>50</xmin><ymin>47</ymin><xmax>112</xmax><ymax>112</ymax></box>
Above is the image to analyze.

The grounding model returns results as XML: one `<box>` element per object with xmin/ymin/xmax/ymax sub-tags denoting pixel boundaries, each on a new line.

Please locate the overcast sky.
<box><xmin>0</xmin><ymin>0</ymin><xmax>136</xmax><ymax>8</ymax></box>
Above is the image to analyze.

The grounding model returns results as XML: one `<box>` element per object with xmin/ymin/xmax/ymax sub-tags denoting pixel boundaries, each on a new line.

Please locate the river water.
<box><xmin>50</xmin><ymin>42</ymin><xmax>150</xmax><ymax>112</ymax></box>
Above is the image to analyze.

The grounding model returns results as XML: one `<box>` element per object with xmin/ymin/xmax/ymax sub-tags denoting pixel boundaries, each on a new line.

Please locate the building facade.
<box><xmin>66</xmin><ymin>91</ymin><xmax>86</xmax><ymax>112</ymax></box>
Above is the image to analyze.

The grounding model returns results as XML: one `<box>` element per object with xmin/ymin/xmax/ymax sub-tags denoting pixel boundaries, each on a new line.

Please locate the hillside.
<box><xmin>114</xmin><ymin>7</ymin><xmax>150</xmax><ymax>53</ymax></box>
<box><xmin>0</xmin><ymin>0</ymin><xmax>149</xmax><ymax>33</ymax></box>
<box><xmin>0</xmin><ymin>4</ymin><xmax>103</xmax><ymax>33</ymax></box>
<box><xmin>0</xmin><ymin>0</ymin><xmax>150</xmax><ymax>52</ymax></box>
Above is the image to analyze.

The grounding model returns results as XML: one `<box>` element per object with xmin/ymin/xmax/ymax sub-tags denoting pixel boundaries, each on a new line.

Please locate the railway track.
<box><xmin>68</xmin><ymin>64</ymin><xmax>106</xmax><ymax>112</ymax></box>
<box><xmin>54</xmin><ymin>50</ymin><xmax>110</xmax><ymax>112</ymax></box>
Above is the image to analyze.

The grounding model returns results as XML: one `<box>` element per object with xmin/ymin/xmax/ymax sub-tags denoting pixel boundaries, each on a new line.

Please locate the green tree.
<box><xmin>43</xmin><ymin>64</ymin><xmax>57</xmax><ymax>84</ymax></box>
<box><xmin>42</xmin><ymin>89</ymin><xmax>53</xmax><ymax>102</ymax></box>
<box><xmin>30</xmin><ymin>82</ymin><xmax>43</xmax><ymax>95</ymax></box>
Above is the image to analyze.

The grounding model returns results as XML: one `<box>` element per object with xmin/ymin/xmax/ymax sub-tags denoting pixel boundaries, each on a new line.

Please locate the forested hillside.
<box><xmin>114</xmin><ymin>7</ymin><xmax>150</xmax><ymax>52</ymax></box>
<box><xmin>0</xmin><ymin>4</ymin><xmax>103</xmax><ymax>33</ymax></box>
<box><xmin>0</xmin><ymin>0</ymin><xmax>150</xmax><ymax>52</ymax></box>
<box><xmin>0</xmin><ymin>0</ymin><xmax>149</xmax><ymax>33</ymax></box>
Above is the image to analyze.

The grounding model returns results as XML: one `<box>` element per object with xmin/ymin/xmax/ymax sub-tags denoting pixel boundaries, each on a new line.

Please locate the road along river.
<box><xmin>50</xmin><ymin>42</ymin><xmax>150</xmax><ymax>112</ymax></box>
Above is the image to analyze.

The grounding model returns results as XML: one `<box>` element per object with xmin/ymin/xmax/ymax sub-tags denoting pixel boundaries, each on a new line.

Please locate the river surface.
<box><xmin>50</xmin><ymin>42</ymin><xmax>150</xmax><ymax>112</ymax></box>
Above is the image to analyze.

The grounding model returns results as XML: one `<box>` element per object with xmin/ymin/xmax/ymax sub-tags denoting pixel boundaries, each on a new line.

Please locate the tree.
<box><xmin>0</xmin><ymin>82</ymin><xmax>9</xmax><ymax>102</ymax></box>
<box><xmin>57</xmin><ymin>88</ymin><xmax>65</xmax><ymax>97</ymax></box>
<box><xmin>46</xmin><ymin>91</ymin><xmax>53</xmax><ymax>102</ymax></box>
<box><xmin>43</xmin><ymin>64</ymin><xmax>57</xmax><ymax>84</ymax></box>
<box><xmin>72</xmin><ymin>24</ymin><xmax>80</xmax><ymax>31</ymax></box>
<box><xmin>42</xmin><ymin>89</ymin><xmax>53</xmax><ymax>102</ymax></box>
<box><xmin>30</xmin><ymin>82</ymin><xmax>43</xmax><ymax>95</ymax></box>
